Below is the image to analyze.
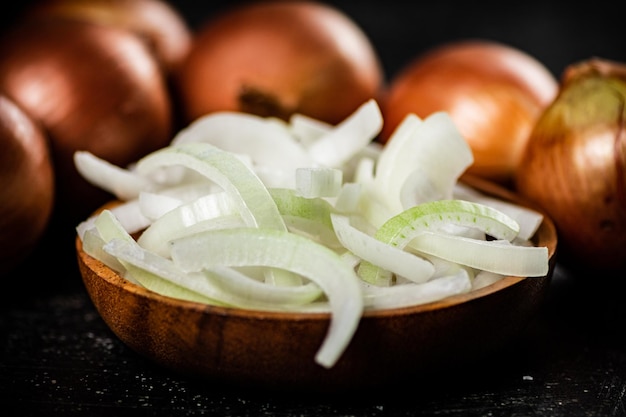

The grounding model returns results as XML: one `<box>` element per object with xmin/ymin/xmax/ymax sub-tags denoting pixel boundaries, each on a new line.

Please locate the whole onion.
<box><xmin>516</xmin><ymin>58</ymin><xmax>626</xmax><ymax>272</ymax></box>
<box><xmin>25</xmin><ymin>0</ymin><xmax>192</xmax><ymax>74</ymax></box>
<box><xmin>176</xmin><ymin>0</ymin><xmax>384</xmax><ymax>125</ymax></box>
<box><xmin>381</xmin><ymin>40</ymin><xmax>558</xmax><ymax>186</ymax></box>
<box><xmin>0</xmin><ymin>19</ymin><xmax>173</xmax><ymax>221</ymax></box>
<box><xmin>0</xmin><ymin>95</ymin><xmax>55</xmax><ymax>277</ymax></box>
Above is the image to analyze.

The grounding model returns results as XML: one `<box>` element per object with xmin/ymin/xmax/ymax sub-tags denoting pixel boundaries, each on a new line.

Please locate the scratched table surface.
<box><xmin>2</xmin><ymin>1</ymin><xmax>626</xmax><ymax>416</ymax></box>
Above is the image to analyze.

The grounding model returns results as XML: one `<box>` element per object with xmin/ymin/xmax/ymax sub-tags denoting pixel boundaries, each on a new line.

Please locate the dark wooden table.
<box><xmin>2</xmin><ymin>1</ymin><xmax>625</xmax><ymax>416</ymax></box>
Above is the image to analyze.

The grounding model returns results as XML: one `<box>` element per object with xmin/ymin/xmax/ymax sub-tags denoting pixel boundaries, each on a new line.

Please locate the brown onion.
<box><xmin>0</xmin><ymin>19</ymin><xmax>172</xmax><ymax>221</ymax></box>
<box><xmin>25</xmin><ymin>0</ymin><xmax>192</xmax><ymax>74</ymax></box>
<box><xmin>381</xmin><ymin>40</ymin><xmax>558</xmax><ymax>186</ymax></box>
<box><xmin>0</xmin><ymin>95</ymin><xmax>55</xmax><ymax>277</ymax></box>
<box><xmin>176</xmin><ymin>0</ymin><xmax>384</xmax><ymax>125</ymax></box>
<box><xmin>516</xmin><ymin>58</ymin><xmax>626</xmax><ymax>272</ymax></box>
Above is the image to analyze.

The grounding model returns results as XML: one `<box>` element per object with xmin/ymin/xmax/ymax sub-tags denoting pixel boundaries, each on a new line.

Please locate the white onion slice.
<box><xmin>73</xmin><ymin>98</ymin><xmax>552</xmax><ymax>370</ymax></box>
<box><xmin>330</xmin><ymin>213</ymin><xmax>435</xmax><ymax>286</ymax></box>
<box><xmin>409</xmin><ymin>231</ymin><xmax>549</xmax><ymax>277</ymax></box>
<box><xmin>361</xmin><ymin>269</ymin><xmax>472</xmax><ymax>310</ymax></box>
<box><xmin>170</xmin><ymin>111</ymin><xmax>312</xmax><ymax>182</ymax></box>
<box><xmin>370</xmin><ymin>112</ymin><xmax>474</xmax><ymax>218</ymax></box>
<box><xmin>306</xmin><ymin>99</ymin><xmax>383</xmax><ymax>168</ymax></box>
<box><xmin>135</xmin><ymin>142</ymin><xmax>286</xmax><ymax>231</ymax></box>
<box><xmin>357</xmin><ymin>199</ymin><xmax>521</xmax><ymax>283</ymax></box>
<box><xmin>74</xmin><ymin>150</ymin><xmax>153</xmax><ymax>200</ymax></box>
<box><xmin>453</xmin><ymin>182</ymin><xmax>543</xmax><ymax>240</ymax></box>
<box><xmin>295</xmin><ymin>167</ymin><xmax>343</xmax><ymax>198</ymax></box>
<box><xmin>289</xmin><ymin>112</ymin><xmax>332</xmax><ymax>146</ymax></box>
<box><xmin>169</xmin><ymin>227</ymin><xmax>364</xmax><ymax>369</ymax></box>
<box><xmin>137</xmin><ymin>191</ymin><xmax>238</xmax><ymax>257</ymax></box>
<box><xmin>104</xmin><ymin>238</ymin><xmax>323</xmax><ymax>309</ymax></box>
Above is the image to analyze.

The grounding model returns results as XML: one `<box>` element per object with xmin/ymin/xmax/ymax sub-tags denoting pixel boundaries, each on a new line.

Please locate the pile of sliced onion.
<box><xmin>74</xmin><ymin>99</ymin><xmax>549</xmax><ymax>369</ymax></box>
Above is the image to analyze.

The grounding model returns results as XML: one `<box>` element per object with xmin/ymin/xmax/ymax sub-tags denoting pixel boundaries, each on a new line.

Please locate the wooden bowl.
<box><xmin>76</xmin><ymin>176</ymin><xmax>557</xmax><ymax>391</ymax></box>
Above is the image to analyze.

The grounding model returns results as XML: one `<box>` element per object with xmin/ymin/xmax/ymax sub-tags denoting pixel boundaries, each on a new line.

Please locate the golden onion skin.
<box><xmin>381</xmin><ymin>40</ymin><xmax>558</xmax><ymax>186</ymax></box>
<box><xmin>516</xmin><ymin>58</ymin><xmax>626</xmax><ymax>272</ymax></box>
<box><xmin>176</xmin><ymin>1</ymin><xmax>385</xmax><ymax>126</ymax></box>
<box><xmin>25</xmin><ymin>0</ymin><xmax>192</xmax><ymax>74</ymax></box>
<box><xmin>0</xmin><ymin>19</ymin><xmax>173</xmax><ymax>221</ymax></box>
<box><xmin>0</xmin><ymin>95</ymin><xmax>55</xmax><ymax>277</ymax></box>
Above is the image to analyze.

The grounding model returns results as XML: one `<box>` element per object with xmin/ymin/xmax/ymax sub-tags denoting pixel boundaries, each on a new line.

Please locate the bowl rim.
<box><xmin>76</xmin><ymin>174</ymin><xmax>557</xmax><ymax>322</ymax></box>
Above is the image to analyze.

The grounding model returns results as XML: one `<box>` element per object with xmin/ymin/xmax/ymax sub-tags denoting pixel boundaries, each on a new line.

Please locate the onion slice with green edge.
<box><xmin>269</xmin><ymin>188</ymin><xmax>340</xmax><ymax>247</ymax></box>
<box><xmin>91</xmin><ymin>209</ymin><xmax>216</xmax><ymax>303</ymax></box>
<box><xmin>357</xmin><ymin>199</ymin><xmax>521</xmax><ymax>284</ymax></box>
<box><xmin>103</xmin><ymin>238</ymin><xmax>324</xmax><ymax>309</ymax></box>
<box><xmin>135</xmin><ymin>142</ymin><xmax>286</xmax><ymax>231</ymax></box>
<box><xmin>137</xmin><ymin>191</ymin><xmax>239</xmax><ymax>257</ymax></box>
<box><xmin>81</xmin><ymin>227</ymin><xmax>125</xmax><ymax>274</ymax></box>
<box><xmin>409</xmin><ymin>231</ymin><xmax>549</xmax><ymax>276</ymax></box>
<box><xmin>73</xmin><ymin>98</ymin><xmax>553</xmax><ymax>370</ymax></box>
<box><xmin>170</xmin><ymin>111</ymin><xmax>312</xmax><ymax>186</ymax></box>
<box><xmin>169</xmin><ymin>227</ymin><xmax>364</xmax><ymax>369</ymax></box>
<box><xmin>453</xmin><ymin>182</ymin><xmax>543</xmax><ymax>240</ymax></box>
<box><xmin>330</xmin><ymin>213</ymin><xmax>435</xmax><ymax>286</ymax></box>
<box><xmin>135</xmin><ymin>142</ymin><xmax>300</xmax><ymax>285</ymax></box>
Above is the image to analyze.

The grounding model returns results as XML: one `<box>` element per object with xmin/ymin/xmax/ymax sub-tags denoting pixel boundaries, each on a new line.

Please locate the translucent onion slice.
<box><xmin>409</xmin><ymin>231</ymin><xmax>549</xmax><ymax>277</ymax></box>
<box><xmin>169</xmin><ymin>227</ymin><xmax>364</xmax><ymax>369</ymax></box>
<box><xmin>92</xmin><ymin>210</ymin><xmax>215</xmax><ymax>303</ymax></box>
<box><xmin>377</xmin><ymin>199</ymin><xmax>520</xmax><ymax>244</ymax></box>
<box><xmin>269</xmin><ymin>188</ymin><xmax>340</xmax><ymax>247</ymax></box>
<box><xmin>136</xmin><ymin>144</ymin><xmax>303</xmax><ymax>286</ymax></box>
<box><xmin>81</xmin><ymin>227</ymin><xmax>125</xmax><ymax>273</ymax></box>
<box><xmin>74</xmin><ymin>150</ymin><xmax>153</xmax><ymax>200</ymax></box>
<box><xmin>361</xmin><ymin>269</ymin><xmax>472</xmax><ymax>310</ymax></box>
<box><xmin>295</xmin><ymin>167</ymin><xmax>343</xmax><ymax>198</ymax></box>
<box><xmin>370</xmin><ymin>111</ymin><xmax>474</xmax><ymax>219</ymax></box>
<box><xmin>138</xmin><ymin>191</ymin><xmax>183</xmax><ymax>221</ymax></box>
<box><xmin>135</xmin><ymin>142</ymin><xmax>286</xmax><ymax>231</ymax></box>
<box><xmin>306</xmin><ymin>99</ymin><xmax>383</xmax><ymax>168</ymax></box>
<box><xmin>170</xmin><ymin>111</ymin><xmax>312</xmax><ymax>177</ymax></box>
<box><xmin>357</xmin><ymin>199</ymin><xmax>521</xmax><ymax>284</ymax></box>
<box><xmin>289</xmin><ymin>112</ymin><xmax>332</xmax><ymax>146</ymax></box>
<box><xmin>104</xmin><ymin>238</ymin><xmax>323</xmax><ymax>309</ymax></box>
<box><xmin>330</xmin><ymin>213</ymin><xmax>435</xmax><ymax>286</ymax></box>
<box><xmin>137</xmin><ymin>191</ymin><xmax>238</xmax><ymax>257</ymax></box>
<box><xmin>453</xmin><ymin>182</ymin><xmax>543</xmax><ymax>240</ymax></box>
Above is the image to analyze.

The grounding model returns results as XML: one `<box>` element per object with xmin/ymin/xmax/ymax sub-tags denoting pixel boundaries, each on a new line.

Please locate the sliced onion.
<box><xmin>105</xmin><ymin>238</ymin><xmax>323</xmax><ymax>309</ymax></box>
<box><xmin>409</xmin><ymin>231</ymin><xmax>549</xmax><ymax>277</ymax></box>
<box><xmin>330</xmin><ymin>213</ymin><xmax>435</xmax><ymax>286</ymax></box>
<box><xmin>135</xmin><ymin>142</ymin><xmax>286</xmax><ymax>231</ymax></box>
<box><xmin>74</xmin><ymin>150</ymin><xmax>153</xmax><ymax>201</ymax></box>
<box><xmin>295</xmin><ymin>167</ymin><xmax>343</xmax><ymax>198</ymax></box>
<box><xmin>73</xmin><ymin>98</ymin><xmax>552</xmax><ymax>369</ymax></box>
<box><xmin>305</xmin><ymin>99</ymin><xmax>383</xmax><ymax>167</ymax></box>
<box><xmin>169</xmin><ymin>227</ymin><xmax>364</xmax><ymax>369</ymax></box>
<box><xmin>361</xmin><ymin>269</ymin><xmax>472</xmax><ymax>310</ymax></box>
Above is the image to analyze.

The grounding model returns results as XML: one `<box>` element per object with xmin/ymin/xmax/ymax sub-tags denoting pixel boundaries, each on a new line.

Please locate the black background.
<box><xmin>2</xmin><ymin>1</ymin><xmax>626</xmax><ymax>416</ymax></box>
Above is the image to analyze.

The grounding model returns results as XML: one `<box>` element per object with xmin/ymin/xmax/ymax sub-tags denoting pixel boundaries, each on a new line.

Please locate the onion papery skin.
<box><xmin>0</xmin><ymin>19</ymin><xmax>173</xmax><ymax>221</ymax></box>
<box><xmin>515</xmin><ymin>58</ymin><xmax>626</xmax><ymax>272</ymax></box>
<box><xmin>175</xmin><ymin>1</ymin><xmax>384</xmax><ymax>125</ymax></box>
<box><xmin>25</xmin><ymin>0</ymin><xmax>193</xmax><ymax>74</ymax></box>
<box><xmin>381</xmin><ymin>40</ymin><xmax>558</xmax><ymax>186</ymax></box>
<box><xmin>0</xmin><ymin>95</ymin><xmax>55</xmax><ymax>277</ymax></box>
